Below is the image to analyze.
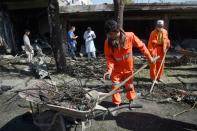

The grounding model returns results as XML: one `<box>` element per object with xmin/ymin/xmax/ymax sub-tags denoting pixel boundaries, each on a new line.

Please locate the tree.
<box><xmin>113</xmin><ymin>0</ymin><xmax>134</xmax><ymax>29</ymax></box>
<box><xmin>113</xmin><ymin>0</ymin><xmax>124</xmax><ymax>29</ymax></box>
<box><xmin>48</xmin><ymin>0</ymin><xmax>67</xmax><ymax>72</ymax></box>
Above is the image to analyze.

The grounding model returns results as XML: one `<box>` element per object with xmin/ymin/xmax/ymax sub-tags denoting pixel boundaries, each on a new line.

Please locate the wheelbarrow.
<box><xmin>18</xmin><ymin>80</ymin><xmax>142</xmax><ymax>120</ymax></box>
<box><xmin>18</xmin><ymin>80</ymin><xmax>142</xmax><ymax>131</ymax></box>
<box><xmin>18</xmin><ymin>56</ymin><xmax>160</xmax><ymax>130</ymax></box>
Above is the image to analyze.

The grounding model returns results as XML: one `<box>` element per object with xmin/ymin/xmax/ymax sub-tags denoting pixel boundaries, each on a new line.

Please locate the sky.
<box><xmin>92</xmin><ymin>0</ymin><xmax>197</xmax><ymax>4</ymax></box>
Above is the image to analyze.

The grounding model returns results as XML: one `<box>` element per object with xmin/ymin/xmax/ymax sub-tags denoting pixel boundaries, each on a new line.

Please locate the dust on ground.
<box><xmin>0</xmin><ymin>54</ymin><xmax>197</xmax><ymax>131</ymax></box>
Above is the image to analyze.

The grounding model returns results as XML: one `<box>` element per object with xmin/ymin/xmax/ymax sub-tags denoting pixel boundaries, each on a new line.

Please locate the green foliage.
<box><xmin>123</xmin><ymin>0</ymin><xmax>134</xmax><ymax>4</ymax></box>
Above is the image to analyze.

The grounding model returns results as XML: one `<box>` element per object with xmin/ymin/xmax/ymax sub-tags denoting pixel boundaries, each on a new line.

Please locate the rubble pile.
<box><xmin>139</xmin><ymin>83</ymin><xmax>197</xmax><ymax>105</ymax></box>
<box><xmin>66</xmin><ymin>57</ymin><xmax>106</xmax><ymax>80</ymax></box>
<box><xmin>17</xmin><ymin>80</ymin><xmax>97</xmax><ymax>111</ymax></box>
<box><xmin>167</xmin><ymin>48</ymin><xmax>197</xmax><ymax>66</ymax></box>
<box><xmin>31</xmin><ymin>57</ymin><xmax>50</xmax><ymax>79</ymax></box>
<box><xmin>167</xmin><ymin>55</ymin><xmax>196</xmax><ymax>66</ymax></box>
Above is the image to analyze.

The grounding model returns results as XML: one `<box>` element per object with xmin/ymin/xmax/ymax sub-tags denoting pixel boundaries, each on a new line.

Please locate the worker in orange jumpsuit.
<box><xmin>103</xmin><ymin>20</ymin><xmax>155</xmax><ymax>106</ymax></box>
<box><xmin>148</xmin><ymin>20</ymin><xmax>170</xmax><ymax>83</ymax></box>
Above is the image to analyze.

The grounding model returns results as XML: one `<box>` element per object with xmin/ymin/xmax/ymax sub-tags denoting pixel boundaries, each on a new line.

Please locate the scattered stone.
<box><xmin>183</xmin><ymin>95</ymin><xmax>197</xmax><ymax>104</ymax></box>
<box><xmin>0</xmin><ymin>85</ymin><xmax>13</xmax><ymax>95</ymax></box>
<box><xmin>185</xmin><ymin>83</ymin><xmax>197</xmax><ymax>91</ymax></box>
<box><xmin>157</xmin><ymin>98</ymin><xmax>172</xmax><ymax>104</ymax></box>
<box><xmin>0</xmin><ymin>55</ymin><xmax>14</xmax><ymax>59</ymax></box>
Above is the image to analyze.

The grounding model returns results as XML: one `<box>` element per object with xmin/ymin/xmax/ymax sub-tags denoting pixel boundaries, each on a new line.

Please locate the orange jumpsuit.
<box><xmin>148</xmin><ymin>29</ymin><xmax>170</xmax><ymax>81</ymax></box>
<box><xmin>104</xmin><ymin>32</ymin><xmax>152</xmax><ymax>105</ymax></box>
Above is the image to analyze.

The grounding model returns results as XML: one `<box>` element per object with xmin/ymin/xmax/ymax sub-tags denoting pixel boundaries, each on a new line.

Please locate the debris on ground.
<box><xmin>183</xmin><ymin>95</ymin><xmax>197</xmax><ymax>104</ymax></box>
<box><xmin>0</xmin><ymin>84</ymin><xmax>13</xmax><ymax>95</ymax></box>
<box><xmin>30</xmin><ymin>45</ymin><xmax>51</xmax><ymax>79</ymax></box>
<box><xmin>139</xmin><ymin>82</ymin><xmax>197</xmax><ymax>106</ymax></box>
<box><xmin>65</xmin><ymin>56</ymin><xmax>106</xmax><ymax>81</ymax></box>
<box><xmin>167</xmin><ymin>49</ymin><xmax>197</xmax><ymax>66</ymax></box>
<box><xmin>157</xmin><ymin>98</ymin><xmax>173</xmax><ymax>104</ymax></box>
<box><xmin>173</xmin><ymin>102</ymin><xmax>197</xmax><ymax>117</ymax></box>
<box><xmin>31</xmin><ymin>57</ymin><xmax>50</xmax><ymax>79</ymax></box>
<box><xmin>0</xmin><ymin>53</ymin><xmax>197</xmax><ymax>130</ymax></box>
<box><xmin>15</xmin><ymin>80</ymin><xmax>97</xmax><ymax>111</ymax></box>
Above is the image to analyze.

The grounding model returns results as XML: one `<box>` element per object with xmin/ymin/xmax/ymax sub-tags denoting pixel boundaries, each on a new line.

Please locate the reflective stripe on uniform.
<box><xmin>126</xmin><ymin>84</ymin><xmax>134</xmax><ymax>90</ymax></box>
<box><xmin>158</xmin><ymin>31</ymin><xmax>163</xmax><ymax>45</ymax></box>
<box><xmin>114</xmin><ymin>53</ymin><xmax>132</xmax><ymax>62</ymax></box>
<box><xmin>112</xmin><ymin>83</ymin><xmax>133</xmax><ymax>87</ymax></box>
<box><xmin>127</xmin><ymin>84</ymin><xmax>134</xmax><ymax>87</ymax></box>
<box><xmin>126</xmin><ymin>84</ymin><xmax>134</xmax><ymax>88</ymax></box>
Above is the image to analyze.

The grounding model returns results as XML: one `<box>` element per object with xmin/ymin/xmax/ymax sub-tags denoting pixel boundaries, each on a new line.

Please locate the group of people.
<box><xmin>103</xmin><ymin>19</ymin><xmax>170</xmax><ymax>107</ymax></box>
<box><xmin>22</xmin><ymin>25</ymin><xmax>97</xmax><ymax>63</ymax></box>
<box><xmin>67</xmin><ymin>26</ymin><xmax>97</xmax><ymax>60</ymax></box>
<box><xmin>23</xmin><ymin>19</ymin><xmax>170</xmax><ymax>107</ymax></box>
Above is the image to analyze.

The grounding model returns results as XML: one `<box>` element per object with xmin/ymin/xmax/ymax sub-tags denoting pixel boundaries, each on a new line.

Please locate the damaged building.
<box><xmin>0</xmin><ymin>5</ymin><xmax>15</xmax><ymax>54</ymax></box>
<box><xmin>0</xmin><ymin>0</ymin><xmax>50</xmax><ymax>54</ymax></box>
<box><xmin>0</xmin><ymin>1</ymin><xmax>197</xmax><ymax>54</ymax></box>
<box><xmin>60</xmin><ymin>3</ymin><xmax>197</xmax><ymax>53</ymax></box>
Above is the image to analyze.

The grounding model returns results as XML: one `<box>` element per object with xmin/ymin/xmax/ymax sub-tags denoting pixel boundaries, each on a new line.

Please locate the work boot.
<box><xmin>110</xmin><ymin>104</ymin><xmax>119</xmax><ymax>117</ymax></box>
<box><xmin>131</xmin><ymin>91</ymin><xmax>137</xmax><ymax>100</ymax></box>
<box><xmin>129</xmin><ymin>99</ymin><xmax>137</xmax><ymax>105</ymax></box>
<box><xmin>129</xmin><ymin>100</ymin><xmax>136</xmax><ymax>110</ymax></box>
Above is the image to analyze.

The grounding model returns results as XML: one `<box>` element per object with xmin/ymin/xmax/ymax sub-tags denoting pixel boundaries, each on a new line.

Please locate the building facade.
<box><xmin>58</xmin><ymin>0</ymin><xmax>92</xmax><ymax>6</ymax></box>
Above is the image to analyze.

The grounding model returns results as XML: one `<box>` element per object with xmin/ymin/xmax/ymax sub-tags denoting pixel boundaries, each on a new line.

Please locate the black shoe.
<box><xmin>129</xmin><ymin>100</ymin><xmax>136</xmax><ymax>105</ymax></box>
<box><xmin>110</xmin><ymin>104</ymin><xmax>119</xmax><ymax>116</ymax></box>
<box><xmin>129</xmin><ymin>100</ymin><xmax>136</xmax><ymax>110</ymax></box>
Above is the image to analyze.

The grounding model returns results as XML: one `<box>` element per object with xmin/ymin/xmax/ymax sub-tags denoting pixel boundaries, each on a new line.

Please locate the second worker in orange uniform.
<box><xmin>148</xmin><ymin>20</ymin><xmax>170</xmax><ymax>84</ymax></box>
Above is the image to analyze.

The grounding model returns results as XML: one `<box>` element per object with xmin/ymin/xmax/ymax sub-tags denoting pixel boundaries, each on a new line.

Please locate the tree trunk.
<box><xmin>48</xmin><ymin>0</ymin><xmax>66</xmax><ymax>72</ymax></box>
<box><xmin>113</xmin><ymin>0</ymin><xmax>125</xmax><ymax>29</ymax></box>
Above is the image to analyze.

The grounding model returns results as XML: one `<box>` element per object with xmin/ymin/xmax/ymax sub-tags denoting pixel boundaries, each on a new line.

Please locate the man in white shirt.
<box><xmin>23</xmin><ymin>29</ymin><xmax>34</xmax><ymax>63</ymax></box>
<box><xmin>83</xmin><ymin>27</ymin><xmax>96</xmax><ymax>60</ymax></box>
